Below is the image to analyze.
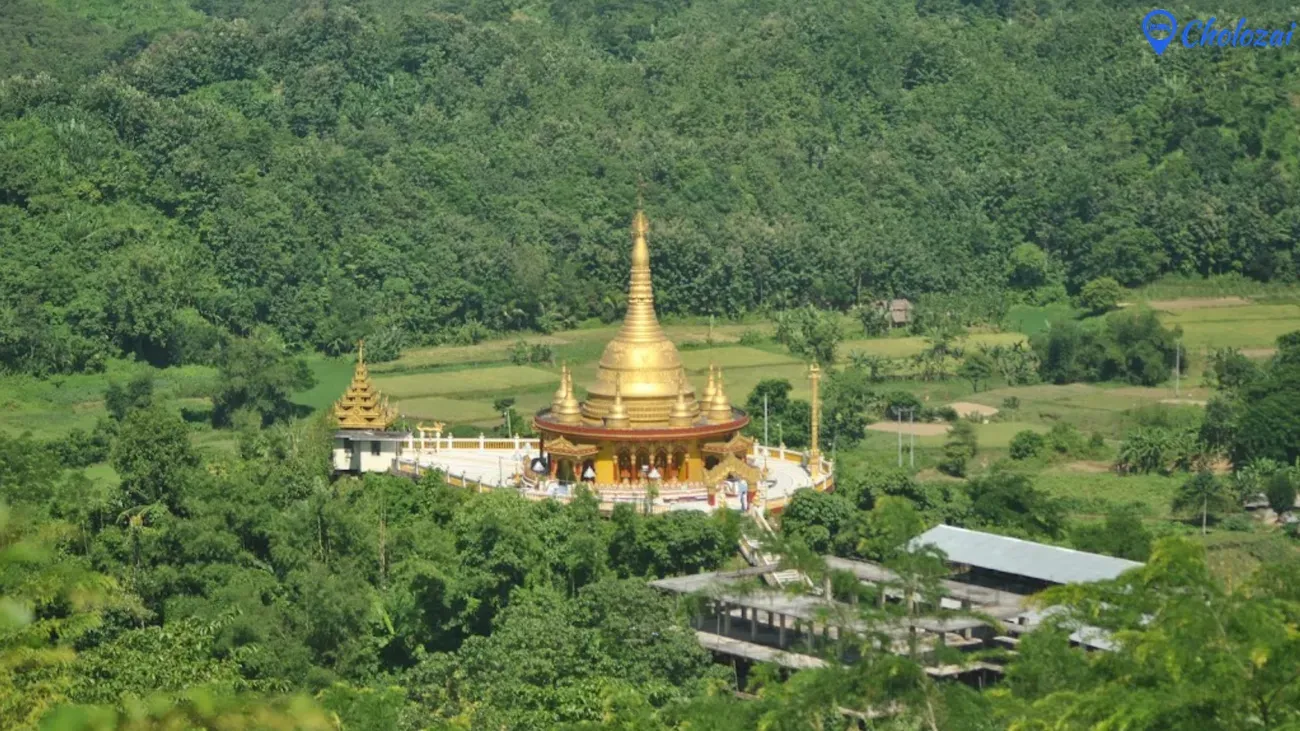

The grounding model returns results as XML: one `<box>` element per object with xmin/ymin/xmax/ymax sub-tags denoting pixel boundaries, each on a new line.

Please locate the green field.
<box><xmin>840</xmin><ymin>331</ymin><xmax>1027</xmax><ymax>358</ymax></box>
<box><xmin>375</xmin><ymin>366</ymin><xmax>560</xmax><ymax>399</ymax></box>
<box><xmin>4</xmin><ymin>292</ymin><xmax>1299</xmax><ymax>572</ymax></box>
<box><xmin>1165</xmin><ymin>303</ymin><xmax>1300</xmax><ymax>351</ymax></box>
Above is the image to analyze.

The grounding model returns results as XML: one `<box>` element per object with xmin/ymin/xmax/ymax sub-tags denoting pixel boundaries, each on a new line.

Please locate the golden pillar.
<box><xmin>808</xmin><ymin>363</ymin><xmax>821</xmax><ymax>477</ymax></box>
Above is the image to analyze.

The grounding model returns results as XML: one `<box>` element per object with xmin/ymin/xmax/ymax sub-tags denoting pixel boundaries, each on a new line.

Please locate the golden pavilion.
<box><xmin>533</xmin><ymin>209</ymin><xmax>757</xmax><ymax>488</ymax></box>
<box><xmin>332</xmin><ymin>341</ymin><xmax>406</xmax><ymax>473</ymax></box>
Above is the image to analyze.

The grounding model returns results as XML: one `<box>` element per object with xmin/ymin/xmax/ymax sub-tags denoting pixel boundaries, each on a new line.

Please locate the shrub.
<box><xmin>1046</xmin><ymin>422</ymin><xmax>1083</xmax><ymax>456</ymax></box>
<box><xmin>939</xmin><ymin>421</ymin><xmax>978</xmax><ymax>477</ymax></box>
<box><xmin>738</xmin><ymin>329</ymin><xmax>766</xmax><ymax>346</ymax></box>
<box><xmin>1009</xmin><ymin>430</ymin><xmax>1046</xmax><ymax>460</ymax></box>
<box><xmin>1220</xmin><ymin>513</ymin><xmax>1256</xmax><ymax>533</ymax></box>
<box><xmin>1079</xmin><ymin>276</ymin><xmax>1122</xmax><ymax>316</ymax></box>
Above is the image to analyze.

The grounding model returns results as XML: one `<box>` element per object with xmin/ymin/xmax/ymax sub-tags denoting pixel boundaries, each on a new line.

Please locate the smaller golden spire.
<box><xmin>605</xmin><ymin>374</ymin><xmax>631</xmax><ymax>428</ymax></box>
<box><xmin>701</xmin><ymin>364</ymin><xmax>717</xmax><ymax>405</ymax></box>
<box><xmin>554</xmin><ymin>367</ymin><xmax>583</xmax><ymax>425</ymax></box>
<box><xmin>334</xmin><ymin>340</ymin><xmax>396</xmax><ymax>430</ymax></box>
<box><xmin>668</xmin><ymin>375</ymin><xmax>695</xmax><ymax>427</ymax></box>
<box><xmin>707</xmin><ymin>367</ymin><xmax>733</xmax><ymax>423</ymax></box>
<box><xmin>551</xmin><ymin>364</ymin><xmax>570</xmax><ymax>412</ymax></box>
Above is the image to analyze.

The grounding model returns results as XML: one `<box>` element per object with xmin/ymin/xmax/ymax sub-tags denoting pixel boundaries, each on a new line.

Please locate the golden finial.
<box><xmin>554</xmin><ymin>366</ymin><xmax>583</xmax><ymax>425</ymax></box>
<box><xmin>701</xmin><ymin>364</ymin><xmax>717</xmax><ymax>405</ymax></box>
<box><xmin>669</xmin><ymin>375</ymin><xmax>694</xmax><ymax>427</ymax></box>
<box><xmin>606</xmin><ymin>373</ymin><xmax>631</xmax><ymax>428</ymax></box>
<box><xmin>551</xmin><ymin>363</ymin><xmax>569</xmax><ymax>410</ymax></box>
<box><xmin>707</xmin><ymin>367</ymin><xmax>732</xmax><ymax>423</ymax></box>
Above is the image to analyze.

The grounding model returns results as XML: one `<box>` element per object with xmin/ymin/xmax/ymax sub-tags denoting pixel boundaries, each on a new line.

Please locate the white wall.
<box><xmin>333</xmin><ymin>438</ymin><xmax>402</xmax><ymax>474</ymax></box>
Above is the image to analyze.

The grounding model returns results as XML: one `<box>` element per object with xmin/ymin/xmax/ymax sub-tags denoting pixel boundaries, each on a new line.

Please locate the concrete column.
<box><xmin>749</xmin><ymin>608</ymin><xmax>757</xmax><ymax>640</ymax></box>
<box><xmin>715</xmin><ymin>604</ymin><xmax>722</xmax><ymax>634</ymax></box>
<box><xmin>778</xmin><ymin>614</ymin><xmax>787</xmax><ymax>647</ymax></box>
<box><xmin>723</xmin><ymin>604</ymin><xmax>732</xmax><ymax>634</ymax></box>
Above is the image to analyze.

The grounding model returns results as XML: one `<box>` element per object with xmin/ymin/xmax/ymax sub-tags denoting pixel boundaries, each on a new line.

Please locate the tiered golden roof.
<box><xmin>334</xmin><ymin>341</ymin><xmax>397</xmax><ymax>430</ymax></box>
<box><xmin>581</xmin><ymin>208</ymin><xmax>699</xmax><ymax>427</ymax></box>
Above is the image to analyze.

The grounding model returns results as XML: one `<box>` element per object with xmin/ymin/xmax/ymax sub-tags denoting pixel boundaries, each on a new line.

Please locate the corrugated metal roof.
<box><xmin>910</xmin><ymin>525</ymin><xmax>1143</xmax><ymax>585</ymax></box>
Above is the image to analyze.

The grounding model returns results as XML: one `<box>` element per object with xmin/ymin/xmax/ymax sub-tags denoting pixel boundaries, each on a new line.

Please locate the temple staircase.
<box><xmin>740</xmin><ymin>504</ymin><xmax>817</xmax><ymax>593</ymax></box>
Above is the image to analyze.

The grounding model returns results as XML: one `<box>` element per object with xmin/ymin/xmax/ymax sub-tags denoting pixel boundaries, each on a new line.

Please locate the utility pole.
<box><xmin>1174</xmin><ymin>340</ymin><xmax>1182</xmax><ymax>397</ymax></box>
<box><xmin>891</xmin><ymin>406</ymin><xmax>904</xmax><ymax>467</ymax></box>
<box><xmin>764</xmin><ymin>394</ymin><xmax>769</xmax><ymax>446</ymax></box>
<box><xmin>808</xmin><ymin>363</ymin><xmax>822</xmax><ymax>477</ymax></box>
<box><xmin>909</xmin><ymin>408</ymin><xmax>916</xmax><ymax>468</ymax></box>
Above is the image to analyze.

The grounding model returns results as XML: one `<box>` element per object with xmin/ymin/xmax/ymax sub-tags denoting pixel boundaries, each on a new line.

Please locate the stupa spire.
<box><xmin>668</xmin><ymin>374</ymin><xmax>695</xmax><ymax>427</ymax></box>
<box><xmin>554</xmin><ymin>366</ymin><xmax>583</xmax><ymax>425</ymax></box>
<box><xmin>621</xmin><ymin>205</ymin><xmax>665</xmax><ymax>344</ymax></box>
<box><xmin>707</xmin><ymin>367</ymin><xmax>733</xmax><ymax>423</ymax></box>
<box><xmin>701</xmin><ymin>364</ymin><xmax>717</xmax><ymax>405</ymax></box>
<box><xmin>605</xmin><ymin>373</ymin><xmax>631</xmax><ymax>428</ymax></box>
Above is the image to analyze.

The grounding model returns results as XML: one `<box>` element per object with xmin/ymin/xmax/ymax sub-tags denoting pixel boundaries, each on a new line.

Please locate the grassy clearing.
<box><xmin>679</xmin><ymin>346</ymin><xmax>799</xmax><ymax>370</ymax></box>
<box><xmin>294</xmin><ymin>357</ymin><xmax>357</xmax><ymax>413</ymax></box>
<box><xmin>840</xmin><ymin>332</ymin><xmax>1027</xmax><ymax>359</ymax></box>
<box><xmin>375</xmin><ymin>365</ymin><xmax>559</xmax><ymax>399</ymax></box>
<box><xmin>1164</xmin><ymin>303</ymin><xmax>1300</xmax><ymax>350</ymax></box>
<box><xmin>1033</xmin><ymin>469</ymin><xmax>1179</xmax><ymax>518</ymax></box>
<box><xmin>0</xmin><ymin>361</ymin><xmax>218</xmax><ymax>438</ymax></box>
<box><xmin>1003</xmin><ymin>303</ymin><xmax>1079</xmax><ymax>336</ymax></box>
<box><xmin>1197</xmin><ymin>530</ymin><xmax>1300</xmax><ymax>585</ymax></box>
<box><xmin>81</xmin><ymin>462</ymin><xmax>120</xmax><ymax>489</ymax></box>
<box><xmin>1131</xmin><ymin>274</ymin><xmax>1300</xmax><ymax>301</ymax></box>
<box><xmin>399</xmin><ymin>396</ymin><xmax>502</xmax><ymax>423</ymax></box>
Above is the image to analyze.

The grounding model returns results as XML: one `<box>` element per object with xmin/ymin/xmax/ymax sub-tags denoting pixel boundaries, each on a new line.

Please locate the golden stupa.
<box><xmin>580</xmin><ymin>209</ymin><xmax>700</xmax><ymax>426</ymax></box>
<box><xmin>534</xmin><ymin>207</ymin><xmax>754</xmax><ymax>488</ymax></box>
<box><xmin>334</xmin><ymin>341</ymin><xmax>397</xmax><ymax>430</ymax></box>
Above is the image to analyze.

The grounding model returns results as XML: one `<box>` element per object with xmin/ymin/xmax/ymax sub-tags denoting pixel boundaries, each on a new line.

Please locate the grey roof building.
<box><xmin>910</xmin><ymin>525</ymin><xmax>1143</xmax><ymax>587</ymax></box>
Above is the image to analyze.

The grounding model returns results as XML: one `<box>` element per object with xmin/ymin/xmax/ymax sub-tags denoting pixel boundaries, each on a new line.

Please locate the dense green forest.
<box><xmin>5</xmin><ymin>395</ymin><xmax>1300</xmax><ymax>729</ymax></box>
<box><xmin>4</xmin><ymin>0</ymin><xmax>1300</xmax><ymax>374</ymax></box>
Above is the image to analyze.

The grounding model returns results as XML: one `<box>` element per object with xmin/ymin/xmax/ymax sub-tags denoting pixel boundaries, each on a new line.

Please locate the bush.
<box><xmin>508</xmin><ymin>340</ymin><xmax>554</xmax><ymax>365</ymax></box>
<box><xmin>1079</xmin><ymin>277</ymin><xmax>1122</xmax><ymax>316</ymax></box>
<box><xmin>1009</xmin><ymin>430</ymin><xmax>1045</xmax><ymax>460</ymax></box>
<box><xmin>1047</xmin><ymin>422</ymin><xmax>1084</xmax><ymax>456</ymax></box>
<box><xmin>1265</xmin><ymin>471</ymin><xmax>1297</xmax><ymax>517</ymax></box>
<box><xmin>1220</xmin><ymin>513</ymin><xmax>1256</xmax><ymax>533</ymax></box>
<box><xmin>738</xmin><ymin>329</ymin><xmax>766</xmax><ymax>346</ymax></box>
<box><xmin>925</xmin><ymin>405</ymin><xmax>959</xmax><ymax>423</ymax></box>
<box><xmin>939</xmin><ymin>421</ymin><xmax>978</xmax><ymax>477</ymax></box>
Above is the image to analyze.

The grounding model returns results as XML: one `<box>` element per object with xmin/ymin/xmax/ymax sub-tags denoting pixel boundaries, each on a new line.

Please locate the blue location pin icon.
<box><xmin>1141</xmin><ymin>10</ymin><xmax>1177</xmax><ymax>55</ymax></box>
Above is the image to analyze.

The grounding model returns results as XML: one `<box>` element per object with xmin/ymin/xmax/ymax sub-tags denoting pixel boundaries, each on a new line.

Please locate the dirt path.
<box><xmin>867</xmin><ymin>421</ymin><xmax>951</xmax><ymax>436</ymax></box>
<box><xmin>948</xmin><ymin>402</ymin><xmax>999</xmax><ymax>419</ymax></box>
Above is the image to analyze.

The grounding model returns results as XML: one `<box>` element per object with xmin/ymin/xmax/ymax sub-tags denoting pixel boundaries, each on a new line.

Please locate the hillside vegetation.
<box><xmin>3</xmin><ymin>0</ymin><xmax>1300</xmax><ymax>375</ymax></box>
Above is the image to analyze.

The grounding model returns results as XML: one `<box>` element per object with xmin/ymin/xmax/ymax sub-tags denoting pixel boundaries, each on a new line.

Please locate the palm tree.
<box><xmin>1172</xmin><ymin>470</ymin><xmax>1232</xmax><ymax>535</ymax></box>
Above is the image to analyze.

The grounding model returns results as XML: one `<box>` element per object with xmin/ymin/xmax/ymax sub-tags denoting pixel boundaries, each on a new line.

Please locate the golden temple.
<box><xmin>534</xmin><ymin>208</ymin><xmax>755</xmax><ymax>488</ymax></box>
<box><xmin>334</xmin><ymin>341</ymin><xmax>397</xmax><ymax>430</ymax></box>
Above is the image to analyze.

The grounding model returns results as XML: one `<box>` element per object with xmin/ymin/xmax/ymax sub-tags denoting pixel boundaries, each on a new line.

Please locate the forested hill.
<box><xmin>2</xmin><ymin>0</ymin><xmax>1299</xmax><ymax>374</ymax></box>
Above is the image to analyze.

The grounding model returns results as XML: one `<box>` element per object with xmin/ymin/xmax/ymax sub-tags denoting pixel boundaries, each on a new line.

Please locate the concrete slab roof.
<box><xmin>910</xmin><ymin>525</ymin><xmax>1143</xmax><ymax>586</ymax></box>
